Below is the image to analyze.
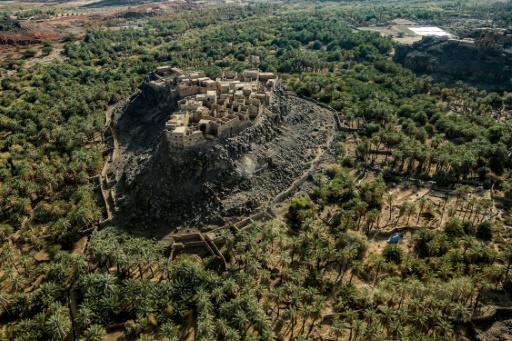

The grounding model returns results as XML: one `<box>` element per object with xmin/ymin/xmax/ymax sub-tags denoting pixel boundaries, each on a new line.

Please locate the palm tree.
<box><xmin>0</xmin><ymin>224</ymin><xmax>14</xmax><ymax>243</ymax></box>
<box><xmin>413</xmin><ymin>311</ymin><xmax>428</xmax><ymax>333</ymax></box>
<box><xmin>354</xmin><ymin>201</ymin><xmax>368</xmax><ymax>229</ymax></box>
<box><xmin>45</xmin><ymin>305</ymin><xmax>71</xmax><ymax>341</ymax></box>
<box><xmin>384</xmin><ymin>193</ymin><xmax>395</xmax><ymax>221</ymax></box>
<box><xmin>434</xmin><ymin>319</ymin><xmax>453</xmax><ymax>338</ymax></box>
<box><xmin>447</xmin><ymin>205</ymin><xmax>456</xmax><ymax>218</ymax></box>
<box><xmin>10</xmin><ymin>275</ymin><xmax>27</xmax><ymax>293</ymax></box>
<box><xmin>452</xmin><ymin>302</ymin><xmax>472</xmax><ymax>323</ymax></box>
<box><xmin>365</xmin><ymin>209</ymin><xmax>380</xmax><ymax>234</ymax></box>
<box><xmin>465</xmin><ymin>197</ymin><xmax>478</xmax><ymax>222</ymax></box>
<box><xmin>462</xmin><ymin>235</ymin><xmax>476</xmax><ymax>255</ymax></box>
<box><xmin>363</xmin><ymin>308</ymin><xmax>378</xmax><ymax>325</ymax></box>
<box><xmin>351</xmin><ymin>319</ymin><xmax>364</xmax><ymax>341</ymax></box>
<box><xmin>379</xmin><ymin>307</ymin><xmax>394</xmax><ymax>331</ymax></box>
<box><xmin>372</xmin><ymin>256</ymin><xmax>386</xmax><ymax>286</ymax></box>
<box><xmin>331</xmin><ymin>319</ymin><xmax>345</xmax><ymax>341</ymax></box>
<box><xmin>1</xmin><ymin>246</ymin><xmax>21</xmax><ymax>275</ymax></box>
<box><xmin>215</xmin><ymin>318</ymin><xmax>230</xmax><ymax>338</ymax></box>
<box><xmin>342</xmin><ymin>308</ymin><xmax>357</xmax><ymax>340</ymax></box>
<box><xmin>0</xmin><ymin>290</ymin><xmax>13</xmax><ymax>317</ymax></box>
<box><xmin>405</xmin><ymin>202</ymin><xmax>417</xmax><ymax>226</ymax></box>
<box><xmin>252</xmin><ymin>311</ymin><xmax>272</xmax><ymax>336</ymax></box>
<box><xmin>473</xmin><ymin>202</ymin><xmax>483</xmax><ymax>224</ymax></box>
<box><xmin>399</xmin><ymin>202</ymin><xmax>416</xmax><ymax>226</ymax></box>
<box><xmin>224</xmin><ymin>327</ymin><xmax>240</xmax><ymax>341</ymax></box>
<box><xmin>231</xmin><ymin>309</ymin><xmax>249</xmax><ymax>335</ymax></box>
<box><xmin>223</xmin><ymin>278</ymin><xmax>240</xmax><ymax>297</ymax></box>
<box><xmin>438</xmin><ymin>262</ymin><xmax>452</xmax><ymax>281</ymax></box>
<box><xmin>349</xmin><ymin>261</ymin><xmax>363</xmax><ymax>285</ymax></box>
<box><xmin>417</xmin><ymin>197</ymin><xmax>428</xmax><ymax>223</ymax></box>
<box><xmin>455</xmin><ymin>185</ymin><xmax>471</xmax><ymax>207</ymax></box>
<box><xmin>503</xmin><ymin>246</ymin><xmax>512</xmax><ymax>282</ymax></box>
<box><xmin>388</xmin><ymin>318</ymin><xmax>403</xmax><ymax>340</ymax></box>
<box><xmin>76</xmin><ymin>303</ymin><xmax>95</xmax><ymax>330</ymax></box>
<box><xmin>474</xmin><ymin>278</ymin><xmax>491</xmax><ymax>310</ymax></box>
<box><xmin>356</xmin><ymin>138</ymin><xmax>371</xmax><ymax>166</ymax></box>
<box><xmin>83</xmin><ymin>324</ymin><xmax>106</xmax><ymax>341</ymax></box>
<box><xmin>283</xmin><ymin>305</ymin><xmax>299</xmax><ymax>339</ymax></box>
<box><xmin>197</xmin><ymin>313</ymin><xmax>216</xmax><ymax>339</ymax></box>
<box><xmin>72</xmin><ymin>254</ymin><xmax>89</xmax><ymax>277</ymax></box>
<box><xmin>480</xmin><ymin>199</ymin><xmax>493</xmax><ymax>222</ymax></box>
<box><xmin>307</xmin><ymin>296</ymin><xmax>325</xmax><ymax>335</ymax></box>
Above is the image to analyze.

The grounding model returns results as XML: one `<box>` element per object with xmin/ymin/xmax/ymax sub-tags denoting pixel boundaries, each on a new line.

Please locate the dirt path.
<box><xmin>271</xmin><ymin>97</ymin><xmax>336</xmax><ymax>206</ymax></box>
<box><xmin>98</xmin><ymin>102</ymin><xmax>122</xmax><ymax>224</ymax></box>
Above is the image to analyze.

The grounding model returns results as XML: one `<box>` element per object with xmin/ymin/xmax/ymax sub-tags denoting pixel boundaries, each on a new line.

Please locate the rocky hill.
<box><xmin>108</xmin><ymin>81</ymin><xmax>338</xmax><ymax>238</ymax></box>
<box><xmin>394</xmin><ymin>37</ymin><xmax>512</xmax><ymax>92</ymax></box>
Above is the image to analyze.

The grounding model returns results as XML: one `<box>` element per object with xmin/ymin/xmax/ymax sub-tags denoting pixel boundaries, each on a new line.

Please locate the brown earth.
<box><xmin>23</xmin><ymin>2</ymin><xmax>198</xmax><ymax>30</ymax></box>
<box><xmin>0</xmin><ymin>31</ymin><xmax>64</xmax><ymax>48</ymax></box>
<box><xmin>0</xmin><ymin>2</ymin><xmax>198</xmax><ymax>50</ymax></box>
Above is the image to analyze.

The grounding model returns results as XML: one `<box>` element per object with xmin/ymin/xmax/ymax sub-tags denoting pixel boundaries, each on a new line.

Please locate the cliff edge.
<box><xmin>394</xmin><ymin>34</ymin><xmax>512</xmax><ymax>92</ymax></box>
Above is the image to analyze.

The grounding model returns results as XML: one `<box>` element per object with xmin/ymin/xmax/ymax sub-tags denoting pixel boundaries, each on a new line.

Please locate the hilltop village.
<box><xmin>153</xmin><ymin>67</ymin><xmax>278</xmax><ymax>147</ymax></box>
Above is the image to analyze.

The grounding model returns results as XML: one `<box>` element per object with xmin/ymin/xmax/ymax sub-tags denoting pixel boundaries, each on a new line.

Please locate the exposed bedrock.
<box><xmin>394</xmin><ymin>38</ymin><xmax>512</xmax><ymax>92</ymax></box>
<box><xmin>109</xmin><ymin>82</ymin><xmax>335</xmax><ymax>236</ymax></box>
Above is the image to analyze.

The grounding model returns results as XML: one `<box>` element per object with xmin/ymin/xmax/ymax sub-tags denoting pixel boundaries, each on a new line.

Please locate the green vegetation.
<box><xmin>1</xmin><ymin>0</ymin><xmax>512</xmax><ymax>339</ymax></box>
<box><xmin>287</xmin><ymin>197</ymin><xmax>313</xmax><ymax>230</ymax></box>
<box><xmin>22</xmin><ymin>47</ymin><xmax>37</xmax><ymax>58</ymax></box>
<box><xmin>382</xmin><ymin>244</ymin><xmax>403</xmax><ymax>264</ymax></box>
<box><xmin>41</xmin><ymin>41</ymin><xmax>53</xmax><ymax>56</ymax></box>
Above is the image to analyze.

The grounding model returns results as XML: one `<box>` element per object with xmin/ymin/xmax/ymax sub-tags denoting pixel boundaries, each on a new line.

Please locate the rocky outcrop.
<box><xmin>109</xmin><ymin>82</ymin><xmax>336</xmax><ymax>237</ymax></box>
<box><xmin>394</xmin><ymin>37</ymin><xmax>512</xmax><ymax>91</ymax></box>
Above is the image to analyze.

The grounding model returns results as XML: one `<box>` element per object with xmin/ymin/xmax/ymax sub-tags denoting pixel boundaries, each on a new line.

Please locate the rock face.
<box><xmin>394</xmin><ymin>37</ymin><xmax>512</xmax><ymax>91</ymax></box>
<box><xmin>109</xmin><ymin>81</ymin><xmax>336</xmax><ymax>237</ymax></box>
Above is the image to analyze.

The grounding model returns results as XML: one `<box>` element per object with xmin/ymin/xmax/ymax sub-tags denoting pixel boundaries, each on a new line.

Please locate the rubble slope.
<box><xmin>109</xmin><ymin>83</ymin><xmax>337</xmax><ymax>238</ymax></box>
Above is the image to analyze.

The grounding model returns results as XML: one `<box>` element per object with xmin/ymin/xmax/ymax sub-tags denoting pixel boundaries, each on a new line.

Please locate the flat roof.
<box><xmin>409</xmin><ymin>27</ymin><xmax>451</xmax><ymax>37</ymax></box>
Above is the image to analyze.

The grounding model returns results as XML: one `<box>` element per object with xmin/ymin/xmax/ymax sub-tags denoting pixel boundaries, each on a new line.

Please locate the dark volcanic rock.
<box><xmin>109</xmin><ymin>82</ymin><xmax>335</xmax><ymax>237</ymax></box>
<box><xmin>394</xmin><ymin>37</ymin><xmax>512</xmax><ymax>91</ymax></box>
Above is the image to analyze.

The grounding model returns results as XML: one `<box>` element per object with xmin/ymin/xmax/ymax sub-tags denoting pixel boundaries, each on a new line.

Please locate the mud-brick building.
<box><xmin>159</xmin><ymin>67</ymin><xmax>278</xmax><ymax>148</ymax></box>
